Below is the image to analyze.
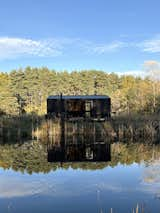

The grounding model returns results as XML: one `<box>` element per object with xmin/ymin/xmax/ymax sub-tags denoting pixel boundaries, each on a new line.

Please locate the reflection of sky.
<box><xmin>0</xmin><ymin>164</ymin><xmax>142</xmax><ymax>198</ymax></box>
<box><xmin>143</xmin><ymin>160</ymin><xmax>160</xmax><ymax>183</ymax></box>
<box><xmin>0</xmin><ymin>163</ymin><xmax>160</xmax><ymax>213</ymax></box>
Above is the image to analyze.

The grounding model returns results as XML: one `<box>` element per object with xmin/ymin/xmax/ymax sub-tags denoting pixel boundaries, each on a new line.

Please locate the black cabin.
<box><xmin>47</xmin><ymin>95</ymin><xmax>111</xmax><ymax>118</ymax></box>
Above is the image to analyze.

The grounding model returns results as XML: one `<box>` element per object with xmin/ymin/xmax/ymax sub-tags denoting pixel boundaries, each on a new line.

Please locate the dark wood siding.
<box><xmin>47</xmin><ymin>97</ymin><xmax>111</xmax><ymax>118</ymax></box>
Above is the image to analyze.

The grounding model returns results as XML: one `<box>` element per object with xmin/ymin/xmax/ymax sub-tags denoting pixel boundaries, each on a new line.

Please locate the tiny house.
<box><xmin>47</xmin><ymin>95</ymin><xmax>111</xmax><ymax>118</ymax></box>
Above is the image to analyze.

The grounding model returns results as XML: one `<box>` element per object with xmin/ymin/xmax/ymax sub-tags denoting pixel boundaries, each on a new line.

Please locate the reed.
<box><xmin>110</xmin><ymin>114</ymin><xmax>160</xmax><ymax>143</ymax></box>
<box><xmin>1</xmin><ymin>113</ymin><xmax>160</xmax><ymax>143</ymax></box>
<box><xmin>109</xmin><ymin>204</ymin><xmax>145</xmax><ymax>213</ymax></box>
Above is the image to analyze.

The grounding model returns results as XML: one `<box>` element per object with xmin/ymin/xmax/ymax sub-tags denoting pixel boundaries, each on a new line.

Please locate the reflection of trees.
<box><xmin>0</xmin><ymin>141</ymin><xmax>160</xmax><ymax>174</ymax></box>
<box><xmin>111</xmin><ymin>143</ymin><xmax>160</xmax><ymax>166</ymax></box>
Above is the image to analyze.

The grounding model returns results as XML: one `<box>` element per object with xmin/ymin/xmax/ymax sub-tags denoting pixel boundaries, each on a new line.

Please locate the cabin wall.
<box><xmin>92</xmin><ymin>99</ymin><xmax>111</xmax><ymax>118</ymax></box>
<box><xmin>47</xmin><ymin>98</ymin><xmax>111</xmax><ymax>118</ymax></box>
<box><xmin>47</xmin><ymin>99</ymin><xmax>61</xmax><ymax>115</ymax></box>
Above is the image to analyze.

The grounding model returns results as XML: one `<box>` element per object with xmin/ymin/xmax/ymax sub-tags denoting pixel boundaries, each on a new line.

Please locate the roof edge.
<box><xmin>47</xmin><ymin>95</ymin><xmax>110</xmax><ymax>100</ymax></box>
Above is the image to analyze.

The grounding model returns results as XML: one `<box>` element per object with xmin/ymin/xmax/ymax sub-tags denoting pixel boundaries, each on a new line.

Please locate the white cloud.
<box><xmin>93</xmin><ymin>41</ymin><xmax>126</xmax><ymax>54</ymax></box>
<box><xmin>83</xmin><ymin>35</ymin><xmax>160</xmax><ymax>54</ymax></box>
<box><xmin>114</xmin><ymin>70</ymin><xmax>145</xmax><ymax>77</ymax></box>
<box><xmin>139</xmin><ymin>36</ymin><xmax>160</xmax><ymax>53</ymax></box>
<box><xmin>1</xmin><ymin>35</ymin><xmax>160</xmax><ymax>61</ymax></box>
<box><xmin>82</xmin><ymin>40</ymin><xmax>125</xmax><ymax>54</ymax></box>
<box><xmin>0</xmin><ymin>37</ymin><xmax>127</xmax><ymax>60</ymax></box>
<box><xmin>0</xmin><ymin>37</ymin><xmax>64</xmax><ymax>59</ymax></box>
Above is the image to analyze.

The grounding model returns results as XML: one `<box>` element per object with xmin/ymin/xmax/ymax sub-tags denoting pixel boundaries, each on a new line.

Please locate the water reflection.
<box><xmin>0</xmin><ymin>140</ymin><xmax>160</xmax><ymax>174</ymax></box>
<box><xmin>1</xmin><ymin>119</ymin><xmax>160</xmax><ymax>212</ymax></box>
<box><xmin>1</xmin><ymin>141</ymin><xmax>160</xmax><ymax>212</ymax></box>
<box><xmin>47</xmin><ymin>143</ymin><xmax>111</xmax><ymax>162</ymax></box>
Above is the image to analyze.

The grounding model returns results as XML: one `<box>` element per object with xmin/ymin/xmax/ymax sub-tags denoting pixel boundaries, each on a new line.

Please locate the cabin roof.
<box><xmin>47</xmin><ymin>95</ymin><xmax>110</xmax><ymax>100</ymax></box>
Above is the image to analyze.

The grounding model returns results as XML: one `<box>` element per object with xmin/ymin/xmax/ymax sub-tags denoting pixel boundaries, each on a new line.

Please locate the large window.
<box><xmin>85</xmin><ymin>101</ymin><xmax>93</xmax><ymax>117</ymax></box>
<box><xmin>66</xmin><ymin>100</ymin><xmax>85</xmax><ymax>117</ymax></box>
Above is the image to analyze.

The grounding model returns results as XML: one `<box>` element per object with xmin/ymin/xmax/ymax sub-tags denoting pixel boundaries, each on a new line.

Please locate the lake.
<box><xmin>0</xmin><ymin>141</ymin><xmax>160</xmax><ymax>213</ymax></box>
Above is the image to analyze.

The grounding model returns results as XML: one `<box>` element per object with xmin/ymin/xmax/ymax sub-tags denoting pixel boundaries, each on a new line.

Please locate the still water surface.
<box><xmin>0</xmin><ymin>141</ymin><xmax>160</xmax><ymax>213</ymax></box>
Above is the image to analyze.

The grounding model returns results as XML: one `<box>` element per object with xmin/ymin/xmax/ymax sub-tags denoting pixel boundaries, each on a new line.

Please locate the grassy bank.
<box><xmin>110</xmin><ymin>114</ymin><xmax>160</xmax><ymax>143</ymax></box>
<box><xmin>0</xmin><ymin>114</ymin><xmax>160</xmax><ymax>143</ymax></box>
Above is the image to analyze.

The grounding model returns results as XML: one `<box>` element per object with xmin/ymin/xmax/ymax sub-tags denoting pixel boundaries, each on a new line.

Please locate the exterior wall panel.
<box><xmin>47</xmin><ymin>96</ymin><xmax>111</xmax><ymax>118</ymax></box>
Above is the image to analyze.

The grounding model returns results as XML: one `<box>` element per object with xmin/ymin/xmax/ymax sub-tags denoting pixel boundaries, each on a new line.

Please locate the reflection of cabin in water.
<box><xmin>48</xmin><ymin>143</ymin><xmax>111</xmax><ymax>162</ymax></box>
<box><xmin>47</xmin><ymin>95</ymin><xmax>111</xmax><ymax>118</ymax></box>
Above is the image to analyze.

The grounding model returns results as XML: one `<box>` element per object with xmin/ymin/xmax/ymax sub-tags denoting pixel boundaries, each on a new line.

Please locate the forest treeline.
<box><xmin>0</xmin><ymin>66</ymin><xmax>160</xmax><ymax>115</ymax></box>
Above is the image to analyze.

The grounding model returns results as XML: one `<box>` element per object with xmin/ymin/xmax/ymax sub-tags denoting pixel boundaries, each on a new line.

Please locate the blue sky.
<box><xmin>0</xmin><ymin>0</ymin><xmax>160</xmax><ymax>74</ymax></box>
